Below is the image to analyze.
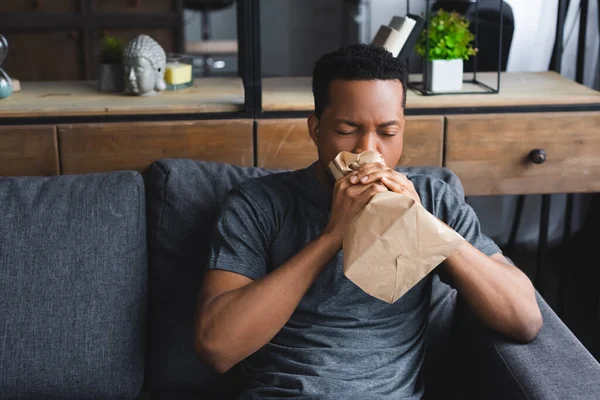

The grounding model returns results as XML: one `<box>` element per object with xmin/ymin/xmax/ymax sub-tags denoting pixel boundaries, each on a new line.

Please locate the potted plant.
<box><xmin>416</xmin><ymin>9</ymin><xmax>477</xmax><ymax>93</ymax></box>
<box><xmin>98</xmin><ymin>35</ymin><xmax>125</xmax><ymax>93</ymax></box>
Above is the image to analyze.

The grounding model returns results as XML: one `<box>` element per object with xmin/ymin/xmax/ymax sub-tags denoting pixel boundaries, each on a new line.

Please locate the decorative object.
<box><xmin>0</xmin><ymin>34</ymin><xmax>13</xmax><ymax>99</ymax></box>
<box><xmin>164</xmin><ymin>53</ymin><xmax>194</xmax><ymax>91</ymax></box>
<box><xmin>406</xmin><ymin>0</ymin><xmax>504</xmax><ymax>95</ymax></box>
<box><xmin>371</xmin><ymin>14</ymin><xmax>425</xmax><ymax>61</ymax></box>
<box><xmin>8</xmin><ymin>77</ymin><xmax>20</xmax><ymax>92</ymax></box>
<box><xmin>98</xmin><ymin>35</ymin><xmax>125</xmax><ymax>93</ymax></box>
<box><xmin>123</xmin><ymin>35</ymin><xmax>167</xmax><ymax>96</ymax></box>
<box><xmin>416</xmin><ymin>9</ymin><xmax>476</xmax><ymax>92</ymax></box>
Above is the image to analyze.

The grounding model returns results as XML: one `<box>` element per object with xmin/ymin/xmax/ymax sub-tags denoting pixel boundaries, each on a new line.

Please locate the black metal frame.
<box><xmin>407</xmin><ymin>0</ymin><xmax>503</xmax><ymax>96</ymax></box>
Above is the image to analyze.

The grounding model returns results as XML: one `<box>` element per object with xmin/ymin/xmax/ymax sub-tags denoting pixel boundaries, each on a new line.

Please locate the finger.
<box><xmin>380</xmin><ymin>176</ymin><xmax>404</xmax><ymax>193</ymax></box>
<box><xmin>350</xmin><ymin>163</ymin><xmax>388</xmax><ymax>184</ymax></box>
<box><xmin>334</xmin><ymin>171</ymin><xmax>359</xmax><ymax>192</ymax></box>
<box><xmin>355</xmin><ymin>182</ymin><xmax>387</xmax><ymax>205</ymax></box>
<box><xmin>354</xmin><ymin>168</ymin><xmax>396</xmax><ymax>185</ymax></box>
<box><xmin>346</xmin><ymin>181</ymin><xmax>380</xmax><ymax>197</ymax></box>
<box><xmin>381</xmin><ymin>176</ymin><xmax>421</xmax><ymax>203</ymax></box>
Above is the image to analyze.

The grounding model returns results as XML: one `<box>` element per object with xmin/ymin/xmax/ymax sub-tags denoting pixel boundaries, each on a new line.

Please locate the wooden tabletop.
<box><xmin>0</xmin><ymin>77</ymin><xmax>245</xmax><ymax>118</ymax></box>
<box><xmin>262</xmin><ymin>72</ymin><xmax>600</xmax><ymax>111</ymax></box>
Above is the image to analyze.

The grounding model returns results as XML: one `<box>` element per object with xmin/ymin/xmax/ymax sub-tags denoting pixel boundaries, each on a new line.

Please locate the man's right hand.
<box><xmin>323</xmin><ymin>172</ymin><xmax>388</xmax><ymax>247</ymax></box>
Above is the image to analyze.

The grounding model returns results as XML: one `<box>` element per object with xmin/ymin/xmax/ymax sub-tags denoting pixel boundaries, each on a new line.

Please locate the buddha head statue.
<box><xmin>122</xmin><ymin>34</ymin><xmax>166</xmax><ymax>96</ymax></box>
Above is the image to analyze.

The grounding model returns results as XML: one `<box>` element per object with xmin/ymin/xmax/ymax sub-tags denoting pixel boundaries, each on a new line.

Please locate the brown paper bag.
<box><xmin>329</xmin><ymin>151</ymin><xmax>465</xmax><ymax>304</ymax></box>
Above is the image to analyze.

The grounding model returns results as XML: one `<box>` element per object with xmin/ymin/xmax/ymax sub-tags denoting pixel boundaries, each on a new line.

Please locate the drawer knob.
<box><xmin>529</xmin><ymin>149</ymin><xmax>547</xmax><ymax>164</ymax></box>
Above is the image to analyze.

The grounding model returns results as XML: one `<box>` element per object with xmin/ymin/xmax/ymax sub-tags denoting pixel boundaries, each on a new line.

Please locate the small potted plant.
<box><xmin>98</xmin><ymin>35</ymin><xmax>125</xmax><ymax>93</ymax></box>
<box><xmin>416</xmin><ymin>9</ymin><xmax>477</xmax><ymax>93</ymax></box>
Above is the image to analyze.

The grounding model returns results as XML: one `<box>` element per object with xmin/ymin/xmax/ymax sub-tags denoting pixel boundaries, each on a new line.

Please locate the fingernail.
<box><xmin>350</xmin><ymin>175</ymin><xmax>358</xmax><ymax>183</ymax></box>
<box><xmin>360</xmin><ymin>175</ymin><xmax>368</xmax><ymax>182</ymax></box>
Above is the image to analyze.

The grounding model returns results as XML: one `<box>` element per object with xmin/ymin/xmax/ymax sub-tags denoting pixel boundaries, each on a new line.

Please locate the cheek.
<box><xmin>381</xmin><ymin>137</ymin><xmax>404</xmax><ymax>165</ymax></box>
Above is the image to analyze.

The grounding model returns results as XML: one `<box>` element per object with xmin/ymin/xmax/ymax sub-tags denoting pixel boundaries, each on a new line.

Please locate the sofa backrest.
<box><xmin>143</xmin><ymin>159</ymin><xmax>462</xmax><ymax>398</ymax></box>
<box><xmin>0</xmin><ymin>172</ymin><xmax>147</xmax><ymax>399</ymax></box>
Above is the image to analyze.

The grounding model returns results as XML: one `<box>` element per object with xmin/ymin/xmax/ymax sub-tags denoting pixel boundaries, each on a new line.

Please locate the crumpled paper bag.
<box><xmin>328</xmin><ymin>151</ymin><xmax>465</xmax><ymax>304</ymax></box>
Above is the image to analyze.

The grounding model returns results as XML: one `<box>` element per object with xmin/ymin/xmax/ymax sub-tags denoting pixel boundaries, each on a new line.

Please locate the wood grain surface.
<box><xmin>445</xmin><ymin>112</ymin><xmax>600</xmax><ymax>195</ymax></box>
<box><xmin>58</xmin><ymin>119</ymin><xmax>253</xmax><ymax>174</ymax></box>
<box><xmin>257</xmin><ymin>116</ymin><xmax>443</xmax><ymax>169</ymax></box>
<box><xmin>0</xmin><ymin>125</ymin><xmax>59</xmax><ymax>176</ymax></box>
<box><xmin>0</xmin><ymin>77</ymin><xmax>244</xmax><ymax>117</ymax></box>
<box><xmin>262</xmin><ymin>72</ymin><xmax>600</xmax><ymax>111</ymax></box>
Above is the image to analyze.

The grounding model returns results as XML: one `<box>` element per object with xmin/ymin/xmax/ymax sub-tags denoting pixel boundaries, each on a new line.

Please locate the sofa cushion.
<box><xmin>0</xmin><ymin>172</ymin><xmax>147</xmax><ymax>399</ymax></box>
<box><xmin>143</xmin><ymin>159</ymin><xmax>463</xmax><ymax>398</ymax></box>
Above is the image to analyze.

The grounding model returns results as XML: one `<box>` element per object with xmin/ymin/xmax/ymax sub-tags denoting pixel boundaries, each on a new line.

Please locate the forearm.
<box><xmin>196</xmin><ymin>232</ymin><xmax>340</xmax><ymax>372</ymax></box>
<box><xmin>444</xmin><ymin>242</ymin><xmax>542</xmax><ymax>343</ymax></box>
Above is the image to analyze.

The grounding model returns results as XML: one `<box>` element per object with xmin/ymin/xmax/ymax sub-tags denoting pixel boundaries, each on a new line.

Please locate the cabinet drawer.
<box><xmin>0</xmin><ymin>0</ymin><xmax>78</xmax><ymax>13</ymax></box>
<box><xmin>257</xmin><ymin>116</ymin><xmax>443</xmax><ymax>170</ymax></box>
<box><xmin>94</xmin><ymin>0</ymin><xmax>172</xmax><ymax>13</ymax></box>
<box><xmin>58</xmin><ymin>120</ymin><xmax>253</xmax><ymax>174</ymax></box>
<box><xmin>445</xmin><ymin>112</ymin><xmax>600</xmax><ymax>195</ymax></box>
<box><xmin>0</xmin><ymin>125</ymin><xmax>59</xmax><ymax>177</ymax></box>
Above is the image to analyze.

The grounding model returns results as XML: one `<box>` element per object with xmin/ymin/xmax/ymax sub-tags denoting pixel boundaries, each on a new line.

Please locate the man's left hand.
<box><xmin>349</xmin><ymin>163</ymin><xmax>421</xmax><ymax>205</ymax></box>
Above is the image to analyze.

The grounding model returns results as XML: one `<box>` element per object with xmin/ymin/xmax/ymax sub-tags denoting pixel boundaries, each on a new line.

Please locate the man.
<box><xmin>194</xmin><ymin>44</ymin><xmax>542</xmax><ymax>399</ymax></box>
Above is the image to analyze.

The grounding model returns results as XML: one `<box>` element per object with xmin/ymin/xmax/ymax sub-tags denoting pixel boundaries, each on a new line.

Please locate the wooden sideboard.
<box><xmin>1</xmin><ymin>72</ymin><xmax>599</xmax><ymax>197</ymax></box>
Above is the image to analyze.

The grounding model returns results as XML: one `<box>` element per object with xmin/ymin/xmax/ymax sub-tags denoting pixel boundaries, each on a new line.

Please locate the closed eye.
<box><xmin>379</xmin><ymin>131</ymin><xmax>397</xmax><ymax>137</ymax></box>
<box><xmin>336</xmin><ymin>130</ymin><xmax>356</xmax><ymax>136</ymax></box>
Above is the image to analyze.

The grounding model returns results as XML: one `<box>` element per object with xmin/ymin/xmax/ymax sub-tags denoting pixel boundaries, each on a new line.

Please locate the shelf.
<box><xmin>0</xmin><ymin>77</ymin><xmax>245</xmax><ymax>118</ymax></box>
<box><xmin>261</xmin><ymin>72</ymin><xmax>600</xmax><ymax>112</ymax></box>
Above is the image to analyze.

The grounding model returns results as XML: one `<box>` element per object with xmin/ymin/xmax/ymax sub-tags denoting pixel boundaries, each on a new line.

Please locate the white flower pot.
<box><xmin>426</xmin><ymin>59</ymin><xmax>464</xmax><ymax>93</ymax></box>
<box><xmin>98</xmin><ymin>63</ymin><xmax>124</xmax><ymax>93</ymax></box>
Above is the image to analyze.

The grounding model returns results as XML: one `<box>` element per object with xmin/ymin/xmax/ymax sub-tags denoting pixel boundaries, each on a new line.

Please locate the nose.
<box><xmin>354</xmin><ymin>132</ymin><xmax>378</xmax><ymax>154</ymax></box>
<box><xmin>128</xmin><ymin>68</ymin><xmax>135</xmax><ymax>80</ymax></box>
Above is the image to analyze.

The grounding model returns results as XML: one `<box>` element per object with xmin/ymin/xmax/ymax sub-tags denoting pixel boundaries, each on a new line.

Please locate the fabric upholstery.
<box><xmin>458</xmin><ymin>292</ymin><xmax>600</xmax><ymax>399</ymax></box>
<box><xmin>143</xmin><ymin>159</ymin><xmax>462</xmax><ymax>398</ymax></box>
<box><xmin>0</xmin><ymin>172</ymin><xmax>147</xmax><ymax>400</ymax></box>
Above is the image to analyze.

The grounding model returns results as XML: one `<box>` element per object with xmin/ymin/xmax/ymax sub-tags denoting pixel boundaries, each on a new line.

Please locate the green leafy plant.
<box><xmin>99</xmin><ymin>36</ymin><xmax>124</xmax><ymax>64</ymax></box>
<box><xmin>416</xmin><ymin>9</ymin><xmax>477</xmax><ymax>61</ymax></box>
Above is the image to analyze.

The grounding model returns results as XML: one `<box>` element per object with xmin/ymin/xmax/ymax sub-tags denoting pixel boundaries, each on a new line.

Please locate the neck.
<box><xmin>314</xmin><ymin>161</ymin><xmax>336</xmax><ymax>189</ymax></box>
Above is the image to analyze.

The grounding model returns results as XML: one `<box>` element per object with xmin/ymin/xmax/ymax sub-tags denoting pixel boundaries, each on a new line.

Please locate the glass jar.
<box><xmin>164</xmin><ymin>53</ymin><xmax>194</xmax><ymax>91</ymax></box>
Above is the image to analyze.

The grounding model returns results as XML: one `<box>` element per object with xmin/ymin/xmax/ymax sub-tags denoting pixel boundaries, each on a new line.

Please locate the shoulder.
<box><xmin>221</xmin><ymin>169</ymin><xmax>305</xmax><ymax>225</ymax></box>
<box><xmin>396</xmin><ymin>167</ymin><xmax>465</xmax><ymax>211</ymax></box>
<box><xmin>234</xmin><ymin>169</ymin><xmax>303</xmax><ymax>201</ymax></box>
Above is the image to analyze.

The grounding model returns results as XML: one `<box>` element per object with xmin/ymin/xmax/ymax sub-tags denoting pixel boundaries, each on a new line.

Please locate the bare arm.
<box><xmin>195</xmin><ymin>232</ymin><xmax>340</xmax><ymax>373</ymax></box>
<box><xmin>194</xmin><ymin>175</ymin><xmax>387</xmax><ymax>373</ymax></box>
<box><xmin>350</xmin><ymin>163</ymin><xmax>543</xmax><ymax>343</ymax></box>
<box><xmin>443</xmin><ymin>242</ymin><xmax>543</xmax><ymax>343</ymax></box>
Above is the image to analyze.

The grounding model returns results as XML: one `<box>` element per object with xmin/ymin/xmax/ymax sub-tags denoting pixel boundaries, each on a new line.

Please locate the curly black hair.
<box><xmin>312</xmin><ymin>43</ymin><xmax>408</xmax><ymax>118</ymax></box>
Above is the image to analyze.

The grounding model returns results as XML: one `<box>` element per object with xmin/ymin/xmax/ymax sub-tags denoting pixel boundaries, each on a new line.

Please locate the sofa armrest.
<box><xmin>456</xmin><ymin>292</ymin><xmax>600</xmax><ymax>400</ymax></box>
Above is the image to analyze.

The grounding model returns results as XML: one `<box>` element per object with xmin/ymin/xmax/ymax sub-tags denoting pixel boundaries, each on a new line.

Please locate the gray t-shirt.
<box><xmin>206</xmin><ymin>163</ymin><xmax>500</xmax><ymax>399</ymax></box>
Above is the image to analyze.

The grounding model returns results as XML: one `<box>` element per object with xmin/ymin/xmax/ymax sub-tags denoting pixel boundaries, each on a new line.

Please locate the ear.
<box><xmin>307</xmin><ymin>114</ymin><xmax>320</xmax><ymax>147</ymax></box>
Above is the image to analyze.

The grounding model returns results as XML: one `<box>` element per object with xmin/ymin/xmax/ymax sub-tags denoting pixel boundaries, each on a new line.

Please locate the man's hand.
<box><xmin>349</xmin><ymin>163</ymin><xmax>421</xmax><ymax>205</ymax></box>
<box><xmin>323</xmin><ymin>171</ymin><xmax>387</xmax><ymax>247</ymax></box>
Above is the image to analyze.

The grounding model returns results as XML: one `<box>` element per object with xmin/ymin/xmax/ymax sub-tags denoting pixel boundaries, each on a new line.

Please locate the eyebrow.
<box><xmin>334</xmin><ymin>119</ymin><xmax>400</xmax><ymax>128</ymax></box>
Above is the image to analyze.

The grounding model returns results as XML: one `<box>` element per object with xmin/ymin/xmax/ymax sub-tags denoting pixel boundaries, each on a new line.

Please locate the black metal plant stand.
<box><xmin>407</xmin><ymin>0</ymin><xmax>503</xmax><ymax>96</ymax></box>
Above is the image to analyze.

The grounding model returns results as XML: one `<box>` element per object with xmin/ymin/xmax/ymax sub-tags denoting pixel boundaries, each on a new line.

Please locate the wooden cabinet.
<box><xmin>0</xmin><ymin>3</ymin><xmax>182</xmax><ymax>81</ymax></box>
<box><xmin>0</xmin><ymin>0</ymin><xmax>78</xmax><ymax>13</ymax></box>
<box><xmin>58</xmin><ymin>120</ymin><xmax>253</xmax><ymax>174</ymax></box>
<box><xmin>2</xmin><ymin>31</ymin><xmax>83</xmax><ymax>81</ymax></box>
<box><xmin>94</xmin><ymin>0</ymin><xmax>173</xmax><ymax>13</ymax></box>
<box><xmin>445</xmin><ymin>112</ymin><xmax>600</xmax><ymax>195</ymax></box>
<box><xmin>256</xmin><ymin>116</ymin><xmax>443</xmax><ymax>170</ymax></box>
<box><xmin>0</xmin><ymin>125</ymin><xmax>59</xmax><ymax>177</ymax></box>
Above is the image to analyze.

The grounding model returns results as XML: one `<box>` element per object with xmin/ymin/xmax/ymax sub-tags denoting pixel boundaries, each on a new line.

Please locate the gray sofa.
<box><xmin>1</xmin><ymin>158</ymin><xmax>599</xmax><ymax>400</ymax></box>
